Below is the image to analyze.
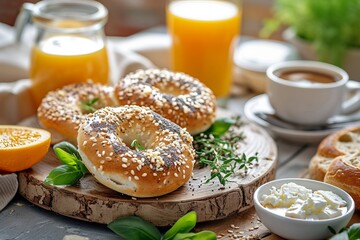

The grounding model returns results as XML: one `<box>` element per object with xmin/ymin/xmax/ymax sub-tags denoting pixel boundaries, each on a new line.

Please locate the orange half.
<box><xmin>0</xmin><ymin>125</ymin><xmax>51</xmax><ymax>172</ymax></box>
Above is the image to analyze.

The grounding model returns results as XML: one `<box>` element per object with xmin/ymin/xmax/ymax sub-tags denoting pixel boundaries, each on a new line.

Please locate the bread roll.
<box><xmin>324</xmin><ymin>153</ymin><xmax>360</xmax><ymax>210</ymax></box>
<box><xmin>309</xmin><ymin>125</ymin><xmax>360</xmax><ymax>181</ymax></box>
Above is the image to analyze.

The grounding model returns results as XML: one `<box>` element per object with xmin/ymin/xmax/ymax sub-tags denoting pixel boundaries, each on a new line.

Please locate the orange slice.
<box><xmin>0</xmin><ymin>125</ymin><xmax>51</xmax><ymax>172</ymax></box>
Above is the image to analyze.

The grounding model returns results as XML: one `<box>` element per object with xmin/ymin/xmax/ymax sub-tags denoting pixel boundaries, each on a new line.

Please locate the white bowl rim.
<box><xmin>254</xmin><ymin>178</ymin><xmax>355</xmax><ymax>223</ymax></box>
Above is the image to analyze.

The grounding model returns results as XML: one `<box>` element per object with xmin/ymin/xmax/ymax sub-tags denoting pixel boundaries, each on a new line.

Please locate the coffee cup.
<box><xmin>266</xmin><ymin>60</ymin><xmax>360</xmax><ymax>125</ymax></box>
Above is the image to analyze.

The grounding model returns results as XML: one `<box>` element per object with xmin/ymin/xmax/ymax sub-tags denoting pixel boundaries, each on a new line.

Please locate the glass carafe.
<box><xmin>17</xmin><ymin>0</ymin><xmax>109</xmax><ymax>107</ymax></box>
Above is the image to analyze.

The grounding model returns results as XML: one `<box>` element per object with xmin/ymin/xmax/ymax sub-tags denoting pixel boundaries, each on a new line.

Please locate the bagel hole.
<box><xmin>156</xmin><ymin>83</ymin><xmax>190</xmax><ymax>96</ymax></box>
<box><xmin>122</xmin><ymin>137</ymin><xmax>148</xmax><ymax>151</ymax></box>
<box><xmin>79</xmin><ymin>97</ymin><xmax>103</xmax><ymax>114</ymax></box>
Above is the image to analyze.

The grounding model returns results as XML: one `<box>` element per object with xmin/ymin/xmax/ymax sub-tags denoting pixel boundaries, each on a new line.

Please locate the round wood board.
<box><xmin>18</xmin><ymin>111</ymin><xmax>277</xmax><ymax>226</ymax></box>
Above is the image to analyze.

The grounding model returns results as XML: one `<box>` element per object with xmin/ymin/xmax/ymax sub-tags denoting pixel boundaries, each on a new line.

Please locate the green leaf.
<box><xmin>75</xmin><ymin>159</ymin><xmax>89</xmax><ymax>174</ymax></box>
<box><xmin>54</xmin><ymin>141</ymin><xmax>81</xmax><ymax>160</ymax></box>
<box><xmin>204</xmin><ymin>118</ymin><xmax>235</xmax><ymax>137</ymax></box>
<box><xmin>44</xmin><ymin>165</ymin><xmax>83</xmax><ymax>186</ymax></box>
<box><xmin>330</xmin><ymin>230</ymin><xmax>349</xmax><ymax>240</ymax></box>
<box><xmin>163</xmin><ymin>211</ymin><xmax>197</xmax><ymax>240</ymax></box>
<box><xmin>131</xmin><ymin>139</ymin><xmax>146</xmax><ymax>151</ymax></box>
<box><xmin>107</xmin><ymin>215</ymin><xmax>161</xmax><ymax>240</ymax></box>
<box><xmin>348</xmin><ymin>223</ymin><xmax>360</xmax><ymax>240</ymax></box>
<box><xmin>47</xmin><ymin>141</ymin><xmax>88</xmax><ymax>186</ymax></box>
<box><xmin>172</xmin><ymin>232</ymin><xmax>196</xmax><ymax>240</ymax></box>
<box><xmin>173</xmin><ymin>231</ymin><xmax>217</xmax><ymax>240</ymax></box>
<box><xmin>54</xmin><ymin>148</ymin><xmax>79</xmax><ymax>166</ymax></box>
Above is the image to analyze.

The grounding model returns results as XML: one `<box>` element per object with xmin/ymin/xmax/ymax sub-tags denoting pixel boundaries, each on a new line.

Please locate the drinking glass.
<box><xmin>167</xmin><ymin>0</ymin><xmax>241</xmax><ymax>98</ymax></box>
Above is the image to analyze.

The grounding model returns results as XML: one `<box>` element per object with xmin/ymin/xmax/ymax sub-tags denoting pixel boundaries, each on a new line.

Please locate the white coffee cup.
<box><xmin>266</xmin><ymin>61</ymin><xmax>360</xmax><ymax>125</ymax></box>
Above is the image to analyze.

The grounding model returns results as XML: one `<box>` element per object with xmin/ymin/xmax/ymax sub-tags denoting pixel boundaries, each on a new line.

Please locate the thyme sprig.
<box><xmin>194</xmin><ymin>117</ymin><xmax>259</xmax><ymax>186</ymax></box>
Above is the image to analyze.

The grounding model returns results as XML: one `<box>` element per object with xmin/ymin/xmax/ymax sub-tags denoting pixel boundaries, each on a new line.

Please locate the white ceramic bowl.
<box><xmin>254</xmin><ymin>178</ymin><xmax>355</xmax><ymax>240</ymax></box>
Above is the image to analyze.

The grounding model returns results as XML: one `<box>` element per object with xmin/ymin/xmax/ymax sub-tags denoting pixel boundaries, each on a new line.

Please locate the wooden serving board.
<box><xmin>18</xmin><ymin>113</ymin><xmax>277</xmax><ymax>227</ymax></box>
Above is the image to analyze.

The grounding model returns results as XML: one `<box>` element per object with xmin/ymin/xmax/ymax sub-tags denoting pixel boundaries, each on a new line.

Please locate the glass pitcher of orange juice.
<box><xmin>167</xmin><ymin>0</ymin><xmax>241</xmax><ymax>98</ymax></box>
<box><xmin>17</xmin><ymin>0</ymin><xmax>109</xmax><ymax>107</ymax></box>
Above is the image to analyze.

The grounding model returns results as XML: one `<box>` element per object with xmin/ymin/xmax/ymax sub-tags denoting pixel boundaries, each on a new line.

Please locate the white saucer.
<box><xmin>244</xmin><ymin>94</ymin><xmax>360</xmax><ymax>144</ymax></box>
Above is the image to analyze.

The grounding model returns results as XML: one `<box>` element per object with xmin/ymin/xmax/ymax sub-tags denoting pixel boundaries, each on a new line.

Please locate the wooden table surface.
<box><xmin>2</xmin><ymin>95</ymin><xmax>358</xmax><ymax>240</ymax></box>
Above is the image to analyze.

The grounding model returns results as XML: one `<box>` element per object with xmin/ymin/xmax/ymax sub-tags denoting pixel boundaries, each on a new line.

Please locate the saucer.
<box><xmin>244</xmin><ymin>94</ymin><xmax>360</xmax><ymax>144</ymax></box>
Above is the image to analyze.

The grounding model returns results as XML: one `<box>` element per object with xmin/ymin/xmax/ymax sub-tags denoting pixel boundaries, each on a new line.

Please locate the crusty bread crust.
<box><xmin>309</xmin><ymin>125</ymin><xmax>360</xmax><ymax>181</ymax></box>
<box><xmin>309</xmin><ymin>125</ymin><xmax>360</xmax><ymax>209</ymax></box>
<box><xmin>324</xmin><ymin>153</ymin><xmax>360</xmax><ymax>210</ymax></box>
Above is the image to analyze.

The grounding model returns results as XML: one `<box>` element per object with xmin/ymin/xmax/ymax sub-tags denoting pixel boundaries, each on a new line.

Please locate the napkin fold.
<box><xmin>0</xmin><ymin>174</ymin><xmax>18</xmax><ymax>212</ymax></box>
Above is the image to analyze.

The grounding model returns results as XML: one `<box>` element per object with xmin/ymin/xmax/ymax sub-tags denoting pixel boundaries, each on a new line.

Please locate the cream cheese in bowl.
<box><xmin>260</xmin><ymin>182</ymin><xmax>347</xmax><ymax>220</ymax></box>
<box><xmin>254</xmin><ymin>178</ymin><xmax>355</xmax><ymax>240</ymax></box>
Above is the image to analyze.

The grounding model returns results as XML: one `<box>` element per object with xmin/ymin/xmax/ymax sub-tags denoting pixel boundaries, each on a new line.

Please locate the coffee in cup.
<box><xmin>278</xmin><ymin>70</ymin><xmax>339</xmax><ymax>85</ymax></box>
<box><xmin>266</xmin><ymin>61</ymin><xmax>360</xmax><ymax>125</ymax></box>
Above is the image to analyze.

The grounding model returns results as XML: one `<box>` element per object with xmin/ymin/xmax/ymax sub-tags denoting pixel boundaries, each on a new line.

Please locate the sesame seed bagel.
<box><xmin>114</xmin><ymin>69</ymin><xmax>216</xmax><ymax>135</ymax></box>
<box><xmin>77</xmin><ymin>105</ymin><xmax>195</xmax><ymax>198</ymax></box>
<box><xmin>37</xmin><ymin>83</ymin><xmax>116</xmax><ymax>144</ymax></box>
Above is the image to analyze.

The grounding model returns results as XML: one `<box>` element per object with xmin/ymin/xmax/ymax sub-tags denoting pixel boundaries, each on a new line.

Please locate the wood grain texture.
<box><xmin>18</xmin><ymin>115</ymin><xmax>277</xmax><ymax>227</ymax></box>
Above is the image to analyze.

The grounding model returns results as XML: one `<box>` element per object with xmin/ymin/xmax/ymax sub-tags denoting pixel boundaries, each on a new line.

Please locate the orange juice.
<box><xmin>167</xmin><ymin>0</ymin><xmax>241</xmax><ymax>97</ymax></box>
<box><xmin>30</xmin><ymin>35</ymin><xmax>109</xmax><ymax>107</ymax></box>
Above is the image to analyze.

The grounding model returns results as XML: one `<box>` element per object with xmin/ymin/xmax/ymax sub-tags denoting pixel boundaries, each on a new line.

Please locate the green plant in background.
<box><xmin>261</xmin><ymin>0</ymin><xmax>360</xmax><ymax>66</ymax></box>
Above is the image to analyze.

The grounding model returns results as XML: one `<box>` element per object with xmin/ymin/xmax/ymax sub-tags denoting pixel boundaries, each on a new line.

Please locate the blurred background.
<box><xmin>0</xmin><ymin>0</ymin><xmax>278</xmax><ymax>39</ymax></box>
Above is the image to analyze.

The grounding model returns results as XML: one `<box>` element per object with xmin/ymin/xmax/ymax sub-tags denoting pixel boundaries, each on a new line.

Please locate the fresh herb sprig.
<box><xmin>81</xmin><ymin>97</ymin><xmax>99</xmax><ymax>113</ymax></box>
<box><xmin>194</xmin><ymin>117</ymin><xmax>259</xmax><ymax>186</ymax></box>
<box><xmin>131</xmin><ymin>139</ymin><xmax>146</xmax><ymax>151</ymax></box>
<box><xmin>44</xmin><ymin>141</ymin><xmax>88</xmax><ymax>186</ymax></box>
<box><xmin>108</xmin><ymin>211</ymin><xmax>216</xmax><ymax>240</ymax></box>
<box><xmin>329</xmin><ymin>223</ymin><xmax>360</xmax><ymax>240</ymax></box>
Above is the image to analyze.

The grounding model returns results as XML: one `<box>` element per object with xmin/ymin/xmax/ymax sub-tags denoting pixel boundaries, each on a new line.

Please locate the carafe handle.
<box><xmin>14</xmin><ymin>3</ymin><xmax>34</xmax><ymax>43</ymax></box>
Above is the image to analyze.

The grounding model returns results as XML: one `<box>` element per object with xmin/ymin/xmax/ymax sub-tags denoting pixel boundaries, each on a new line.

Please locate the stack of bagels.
<box><xmin>309</xmin><ymin>125</ymin><xmax>360</xmax><ymax>209</ymax></box>
<box><xmin>37</xmin><ymin>69</ymin><xmax>217</xmax><ymax>198</ymax></box>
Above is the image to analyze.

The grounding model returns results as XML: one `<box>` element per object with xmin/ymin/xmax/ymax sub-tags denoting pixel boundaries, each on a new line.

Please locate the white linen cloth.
<box><xmin>0</xmin><ymin>23</ymin><xmax>171</xmax><ymax>212</ymax></box>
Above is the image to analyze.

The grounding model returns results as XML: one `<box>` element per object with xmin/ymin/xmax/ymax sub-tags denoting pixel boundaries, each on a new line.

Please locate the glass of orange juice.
<box><xmin>23</xmin><ymin>0</ymin><xmax>109</xmax><ymax>107</ymax></box>
<box><xmin>167</xmin><ymin>0</ymin><xmax>241</xmax><ymax>99</ymax></box>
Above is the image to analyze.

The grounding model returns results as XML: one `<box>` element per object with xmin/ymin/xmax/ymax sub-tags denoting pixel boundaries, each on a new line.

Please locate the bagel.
<box><xmin>77</xmin><ymin>105</ymin><xmax>195</xmax><ymax>197</ymax></box>
<box><xmin>37</xmin><ymin>83</ymin><xmax>115</xmax><ymax>144</ymax></box>
<box><xmin>114</xmin><ymin>69</ymin><xmax>216</xmax><ymax>135</ymax></box>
